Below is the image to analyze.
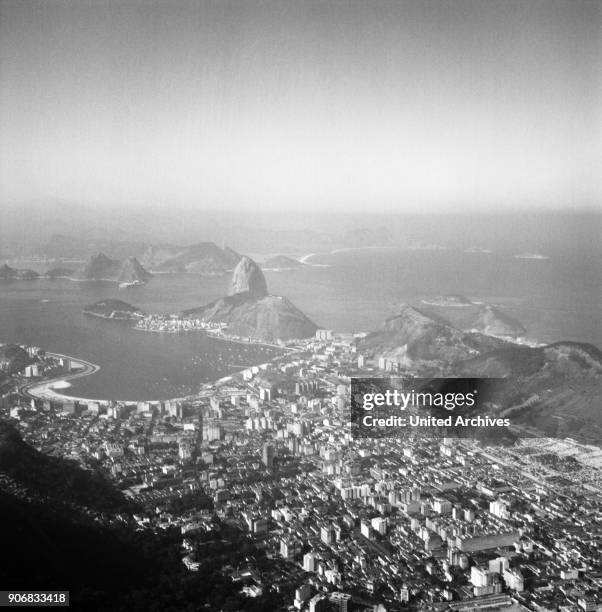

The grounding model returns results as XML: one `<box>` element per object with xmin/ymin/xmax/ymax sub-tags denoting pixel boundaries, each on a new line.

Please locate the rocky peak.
<box><xmin>0</xmin><ymin>264</ymin><xmax>16</xmax><ymax>278</ymax></box>
<box><xmin>90</xmin><ymin>252</ymin><xmax>114</xmax><ymax>265</ymax></box>
<box><xmin>383</xmin><ymin>304</ymin><xmax>444</xmax><ymax>333</ymax></box>
<box><xmin>117</xmin><ymin>256</ymin><xmax>152</xmax><ymax>283</ymax></box>
<box><xmin>229</xmin><ymin>256</ymin><xmax>268</xmax><ymax>298</ymax></box>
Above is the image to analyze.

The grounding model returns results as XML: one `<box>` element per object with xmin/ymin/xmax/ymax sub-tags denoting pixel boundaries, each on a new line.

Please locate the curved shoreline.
<box><xmin>21</xmin><ymin>352</ymin><xmax>101</xmax><ymax>404</ymax></box>
<box><xmin>19</xmin><ymin>339</ymin><xmax>286</xmax><ymax>404</ymax></box>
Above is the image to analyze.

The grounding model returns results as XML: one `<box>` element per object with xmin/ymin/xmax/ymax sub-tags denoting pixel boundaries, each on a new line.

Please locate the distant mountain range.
<box><xmin>28</xmin><ymin>227</ymin><xmax>406</xmax><ymax>264</ymax></box>
<box><xmin>1</xmin><ymin>210</ymin><xmax>599</xmax><ymax>261</ymax></box>
<box><xmin>57</xmin><ymin>253</ymin><xmax>153</xmax><ymax>284</ymax></box>
<box><xmin>4</xmin><ymin>241</ymin><xmax>241</xmax><ymax>284</ymax></box>
<box><xmin>31</xmin><ymin>227</ymin><xmax>397</xmax><ymax>260</ymax></box>
<box><xmin>39</xmin><ymin>232</ymin><xmax>149</xmax><ymax>261</ymax></box>
<box><xmin>139</xmin><ymin>242</ymin><xmax>240</xmax><ymax>274</ymax></box>
<box><xmin>69</xmin><ymin>243</ymin><xmax>240</xmax><ymax>279</ymax></box>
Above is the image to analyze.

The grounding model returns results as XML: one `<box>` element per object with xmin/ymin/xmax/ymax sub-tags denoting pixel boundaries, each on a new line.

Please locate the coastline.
<box><xmin>298</xmin><ymin>252</ymin><xmax>317</xmax><ymax>264</ymax></box>
<box><xmin>19</xmin><ymin>335</ymin><xmax>287</xmax><ymax>404</ymax></box>
<box><xmin>21</xmin><ymin>352</ymin><xmax>101</xmax><ymax>404</ymax></box>
<box><xmin>298</xmin><ymin>245</ymin><xmax>401</xmax><ymax>265</ymax></box>
<box><xmin>298</xmin><ymin>245</ymin><xmax>552</xmax><ymax>264</ymax></box>
<box><xmin>131</xmin><ymin>321</ymin><xmax>286</xmax><ymax>350</ymax></box>
<box><xmin>20</xmin><ymin>351</ymin><xmax>196</xmax><ymax>405</ymax></box>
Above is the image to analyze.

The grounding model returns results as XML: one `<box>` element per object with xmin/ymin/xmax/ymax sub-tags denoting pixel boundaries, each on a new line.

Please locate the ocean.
<box><xmin>272</xmin><ymin>247</ymin><xmax>601</xmax><ymax>346</ymax></box>
<box><xmin>1</xmin><ymin>246</ymin><xmax>600</xmax><ymax>400</ymax></box>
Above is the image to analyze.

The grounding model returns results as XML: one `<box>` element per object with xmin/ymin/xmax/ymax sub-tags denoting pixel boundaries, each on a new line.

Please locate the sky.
<box><xmin>0</xmin><ymin>0</ymin><xmax>600</xmax><ymax>213</ymax></box>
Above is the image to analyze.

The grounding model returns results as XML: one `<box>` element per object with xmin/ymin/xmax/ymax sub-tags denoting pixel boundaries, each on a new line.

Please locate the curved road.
<box><xmin>20</xmin><ymin>352</ymin><xmax>100</xmax><ymax>403</ymax></box>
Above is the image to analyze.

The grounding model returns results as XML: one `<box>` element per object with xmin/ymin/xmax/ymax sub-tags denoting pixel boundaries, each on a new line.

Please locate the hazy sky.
<box><xmin>0</xmin><ymin>0</ymin><xmax>600</xmax><ymax>213</ymax></box>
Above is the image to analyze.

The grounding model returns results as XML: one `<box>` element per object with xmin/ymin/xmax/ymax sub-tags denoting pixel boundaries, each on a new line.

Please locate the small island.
<box><xmin>514</xmin><ymin>252</ymin><xmax>549</xmax><ymax>260</ymax></box>
<box><xmin>421</xmin><ymin>294</ymin><xmax>473</xmax><ymax>307</ymax></box>
<box><xmin>83</xmin><ymin>299</ymin><xmax>145</xmax><ymax>321</ymax></box>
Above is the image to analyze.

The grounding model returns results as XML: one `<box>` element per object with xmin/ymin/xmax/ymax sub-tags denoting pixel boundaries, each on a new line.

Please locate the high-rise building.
<box><xmin>456</xmin><ymin>530</ymin><xmax>520</xmax><ymax>552</ymax></box>
<box><xmin>503</xmin><ymin>568</ymin><xmax>525</xmax><ymax>591</ymax></box>
<box><xmin>204</xmin><ymin>424</ymin><xmax>222</xmax><ymax>441</ymax></box>
<box><xmin>490</xmin><ymin>498</ymin><xmax>510</xmax><ymax>519</ymax></box>
<box><xmin>308</xmin><ymin>594</ymin><xmax>329</xmax><ymax>612</ymax></box>
<box><xmin>433</xmin><ymin>498</ymin><xmax>453</xmax><ymax>514</ymax></box>
<box><xmin>262</xmin><ymin>443</ymin><xmax>275</xmax><ymax>468</ymax></box>
<box><xmin>371</xmin><ymin>517</ymin><xmax>388</xmax><ymax>535</ymax></box>
<box><xmin>330</xmin><ymin>592</ymin><xmax>351</xmax><ymax>612</ymax></box>
<box><xmin>303</xmin><ymin>552</ymin><xmax>318</xmax><ymax>572</ymax></box>
<box><xmin>489</xmin><ymin>556</ymin><xmax>510</xmax><ymax>574</ymax></box>
<box><xmin>400</xmin><ymin>585</ymin><xmax>410</xmax><ymax>602</ymax></box>
<box><xmin>166</xmin><ymin>400</ymin><xmax>183</xmax><ymax>419</ymax></box>
<box><xmin>280</xmin><ymin>537</ymin><xmax>301</xmax><ymax>559</ymax></box>
<box><xmin>321</xmin><ymin>525</ymin><xmax>334</xmax><ymax>545</ymax></box>
<box><xmin>178</xmin><ymin>441</ymin><xmax>192</xmax><ymax>461</ymax></box>
<box><xmin>294</xmin><ymin>584</ymin><xmax>313</xmax><ymax>610</ymax></box>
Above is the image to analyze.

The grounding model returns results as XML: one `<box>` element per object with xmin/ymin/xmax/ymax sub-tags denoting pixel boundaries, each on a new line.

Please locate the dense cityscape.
<box><xmin>1</xmin><ymin>331</ymin><xmax>601</xmax><ymax>611</ymax></box>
